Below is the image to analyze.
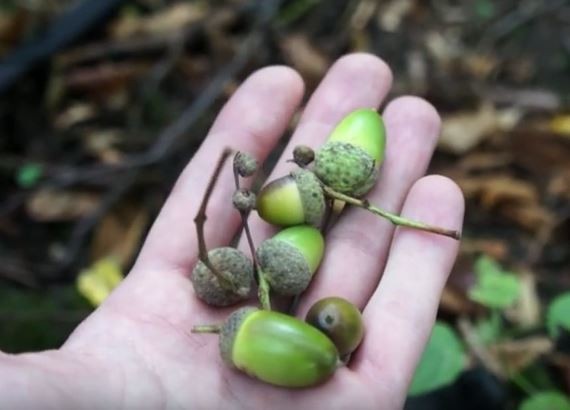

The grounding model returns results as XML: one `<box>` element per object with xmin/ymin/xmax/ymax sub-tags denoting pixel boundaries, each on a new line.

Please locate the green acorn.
<box><xmin>191</xmin><ymin>247</ymin><xmax>254</xmax><ymax>307</ymax></box>
<box><xmin>314</xmin><ymin>108</ymin><xmax>386</xmax><ymax>197</ymax></box>
<box><xmin>194</xmin><ymin>307</ymin><xmax>339</xmax><ymax>388</ymax></box>
<box><xmin>256</xmin><ymin>225</ymin><xmax>325</xmax><ymax>296</ymax></box>
<box><xmin>305</xmin><ymin>297</ymin><xmax>364</xmax><ymax>356</ymax></box>
<box><xmin>256</xmin><ymin>169</ymin><xmax>325</xmax><ymax>228</ymax></box>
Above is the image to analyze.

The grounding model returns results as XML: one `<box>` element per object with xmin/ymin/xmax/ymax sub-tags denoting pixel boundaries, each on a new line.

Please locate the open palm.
<box><xmin>22</xmin><ymin>53</ymin><xmax>463</xmax><ymax>410</ymax></box>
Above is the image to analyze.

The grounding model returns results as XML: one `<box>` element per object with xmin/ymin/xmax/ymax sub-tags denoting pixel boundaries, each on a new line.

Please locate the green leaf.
<box><xmin>16</xmin><ymin>163</ymin><xmax>43</xmax><ymax>188</ymax></box>
<box><xmin>475</xmin><ymin>0</ymin><xmax>495</xmax><ymax>19</ymax></box>
<box><xmin>547</xmin><ymin>293</ymin><xmax>570</xmax><ymax>339</ymax></box>
<box><xmin>469</xmin><ymin>255</ymin><xmax>521</xmax><ymax>309</ymax></box>
<box><xmin>409</xmin><ymin>322</ymin><xmax>466</xmax><ymax>396</ymax></box>
<box><xmin>519</xmin><ymin>391</ymin><xmax>570</xmax><ymax>410</ymax></box>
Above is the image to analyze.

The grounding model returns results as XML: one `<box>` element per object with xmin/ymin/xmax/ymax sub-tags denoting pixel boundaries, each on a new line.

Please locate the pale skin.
<box><xmin>0</xmin><ymin>53</ymin><xmax>464</xmax><ymax>409</ymax></box>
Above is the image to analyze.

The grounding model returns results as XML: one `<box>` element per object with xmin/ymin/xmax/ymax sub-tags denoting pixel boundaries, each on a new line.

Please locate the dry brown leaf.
<box><xmin>462</xmin><ymin>53</ymin><xmax>499</xmax><ymax>79</ymax></box>
<box><xmin>510</xmin><ymin>132</ymin><xmax>570</xmax><ymax>175</ymax></box>
<box><xmin>281</xmin><ymin>34</ymin><xmax>329</xmax><ymax>82</ymax></box>
<box><xmin>377</xmin><ymin>0</ymin><xmax>413</xmax><ymax>31</ymax></box>
<box><xmin>65</xmin><ymin>62</ymin><xmax>150</xmax><ymax>96</ymax></box>
<box><xmin>84</xmin><ymin>129</ymin><xmax>124</xmax><ymax>165</ymax></box>
<box><xmin>90</xmin><ymin>203</ymin><xmax>149</xmax><ymax>267</ymax></box>
<box><xmin>505</xmin><ymin>271</ymin><xmax>541</xmax><ymax>328</ymax></box>
<box><xmin>54</xmin><ymin>103</ymin><xmax>97</xmax><ymax>130</ymax></box>
<box><xmin>27</xmin><ymin>189</ymin><xmax>100</xmax><ymax>222</ymax></box>
<box><xmin>439</xmin><ymin>104</ymin><xmax>522</xmax><ymax>154</ymax></box>
<box><xmin>0</xmin><ymin>9</ymin><xmax>30</xmax><ymax>55</ymax></box>
<box><xmin>548</xmin><ymin>169</ymin><xmax>570</xmax><ymax>199</ymax></box>
<box><xmin>461</xmin><ymin>238</ymin><xmax>509</xmax><ymax>260</ymax></box>
<box><xmin>490</xmin><ymin>337</ymin><xmax>553</xmax><ymax>375</ymax></box>
<box><xmin>457</xmin><ymin>152</ymin><xmax>512</xmax><ymax>173</ymax></box>
<box><xmin>458</xmin><ymin>175</ymin><xmax>537</xmax><ymax>208</ymax></box>
<box><xmin>499</xmin><ymin>203</ymin><xmax>554</xmax><ymax>232</ymax></box>
<box><xmin>110</xmin><ymin>3</ymin><xmax>207</xmax><ymax>40</ymax></box>
<box><xmin>441</xmin><ymin>286</ymin><xmax>481</xmax><ymax>315</ymax></box>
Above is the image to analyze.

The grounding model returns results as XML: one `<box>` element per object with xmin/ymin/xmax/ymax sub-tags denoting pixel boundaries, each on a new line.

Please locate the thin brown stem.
<box><xmin>232</xmin><ymin>153</ymin><xmax>271</xmax><ymax>310</ymax></box>
<box><xmin>321</xmin><ymin>185</ymin><xmax>461</xmax><ymax>240</ymax></box>
<box><xmin>194</xmin><ymin>148</ymin><xmax>234</xmax><ymax>288</ymax></box>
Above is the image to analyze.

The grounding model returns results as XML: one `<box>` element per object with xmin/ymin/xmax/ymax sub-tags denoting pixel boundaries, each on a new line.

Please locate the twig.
<box><xmin>321</xmin><ymin>185</ymin><xmax>462</xmax><ymax>240</ymax></box>
<box><xmin>191</xmin><ymin>324</ymin><xmax>221</xmax><ymax>334</ymax></box>
<box><xmin>232</xmin><ymin>152</ymin><xmax>271</xmax><ymax>310</ymax></box>
<box><xmin>458</xmin><ymin>317</ymin><xmax>506</xmax><ymax>379</ymax></box>
<box><xmin>194</xmin><ymin>148</ymin><xmax>235</xmax><ymax>290</ymax></box>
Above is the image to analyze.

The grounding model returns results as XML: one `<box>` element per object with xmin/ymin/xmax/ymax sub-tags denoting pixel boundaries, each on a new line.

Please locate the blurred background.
<box><xmin>1</xmin><ymin>0</ymin><xmax>570</xmax><ymax>408</ymax></box>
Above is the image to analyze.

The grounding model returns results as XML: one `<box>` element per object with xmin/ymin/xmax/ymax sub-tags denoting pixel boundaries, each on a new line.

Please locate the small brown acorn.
<box><xmin>232</xmin><ymin>188</ymin><xmax>256</xmax><ymax>212</ymax></box>
<box><xmin>234</xmin><ymin>152</ymin><xmax>258</xmax><ymax>177</ymax></box>
<box><xmin>191</xmin><ymin>247</ymin><xmax>254</xmax><ymax>307</ymax></box>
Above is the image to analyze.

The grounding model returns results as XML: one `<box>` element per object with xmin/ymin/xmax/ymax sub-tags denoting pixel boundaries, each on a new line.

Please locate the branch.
<box><xmin>321</xmin><ymin>185</ymin><xmax>462</xmax><ymax>240</ymax></box>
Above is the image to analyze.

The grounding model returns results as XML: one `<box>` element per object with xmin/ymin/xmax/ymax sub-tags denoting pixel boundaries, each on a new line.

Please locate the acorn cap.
<box><xmin>256</xmin><ymin>169</ymin><xmax>325</xmax><ymax>227</ymax></box>
<box><xmin>220</xmin><ymin>306</ymin><xmax>258</xmax><ymax>367</ymax></box>
<box><xmin>314</xmin><ymin>141</ymin><xmax>378</xmax><ymax>196</ymax></box>
<box><xmin>191</xmin><ymin>247</ymin><xmax>253</xmax><ymax>307</ymax></box>
<box><xmin>314</xmin><ymin>108</ymin><xmax>386</xmax><ymax>197</ymax></box>
<box><xmin>256</xmin><ymin>225</ymin><xmax>325</xmax><ymax>296</ymax></box>
<box><xmin>232</xmin><ymin>188</ymin><xmax>256</xmax><ymax>212</ymax></box>
<box><xmin>234</xmin><ymin>152</ymin><xmax>258</xmax><ymax>177</ymax></box>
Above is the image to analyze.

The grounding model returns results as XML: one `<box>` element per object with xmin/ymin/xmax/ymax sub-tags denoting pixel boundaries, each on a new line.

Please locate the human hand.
<box><xmin>3</xmin><ymin>53</ymin><xmax>464</xmax><ymax>409</ymax></box>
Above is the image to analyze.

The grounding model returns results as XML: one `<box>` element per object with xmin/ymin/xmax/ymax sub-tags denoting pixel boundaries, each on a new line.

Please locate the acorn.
<box><xmin>305</xmin><ymin>297</ymin><xmax>364</xmax><ymax>356</ymax></box>
<box><xmin>233</xmin><ymin>152</ymin><xmax>258</xmax><ymax>177</ymax></box>
<box><xmin>314</xmin><ymin>108</ymin><xmax>386</xmax><ymax>197</ymax></box>
<box><xmin>256</xmin><ymin>169</ymin><xmax>325</xmax><ymax>227</ymax></box>
<box><xmin>293</xmin><ymin>145</ymin><xmax>315</xmax><ymax>167</ymax></box>
<box><xmin>194</xmin><ymin>307</ymin><xmax>339</xmax><ymax>388</ymax></box>
<box><xmin>232</xmin><ymin>188</ymin><xmax>256</xmax><ymax>212</ymax></box>
<box><xmin>191</xmin><ymin>247</ymin><xmax>254</xmax><ymax>307</ymax></box>
<box><xmin>256</xmin><ymin>225</ymin><xmax>324</xmax><ymax>296</ymax></box>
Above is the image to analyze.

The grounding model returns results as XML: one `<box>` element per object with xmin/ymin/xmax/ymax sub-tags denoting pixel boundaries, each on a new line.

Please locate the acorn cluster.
<box><xmin>189</xmin><ymin>108</ymin><xmax>459</xmax><ymax>389</ymax></box>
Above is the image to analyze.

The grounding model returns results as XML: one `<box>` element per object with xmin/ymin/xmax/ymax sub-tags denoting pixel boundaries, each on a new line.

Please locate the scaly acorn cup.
<box><xmin>314</xmin><ymin>108</ymin><xmax>386</xmax><ymax>197</ymax></box>
<box><xmin>256</xmin><ymin>225</ymin><xmax>325</xmax><ymax>296</ymax></box>
<box><xmin>193</xmin><ymin>307</ymin><xmax>339</xmax><ymax>388</ymax></box>
<box><xmin>306</xmin><ymin>297</ymin><xmax>364</xmax><ymax>356</ymax></box>
<box><xmin>256</xmin><ymin>168</ymin><xmax>326</xmax><ymax>227</ymax></box>
<box><xmin>191</xmin><ymin>247</ymin><xmax>254</xmax><ymax>307</ymax></box>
